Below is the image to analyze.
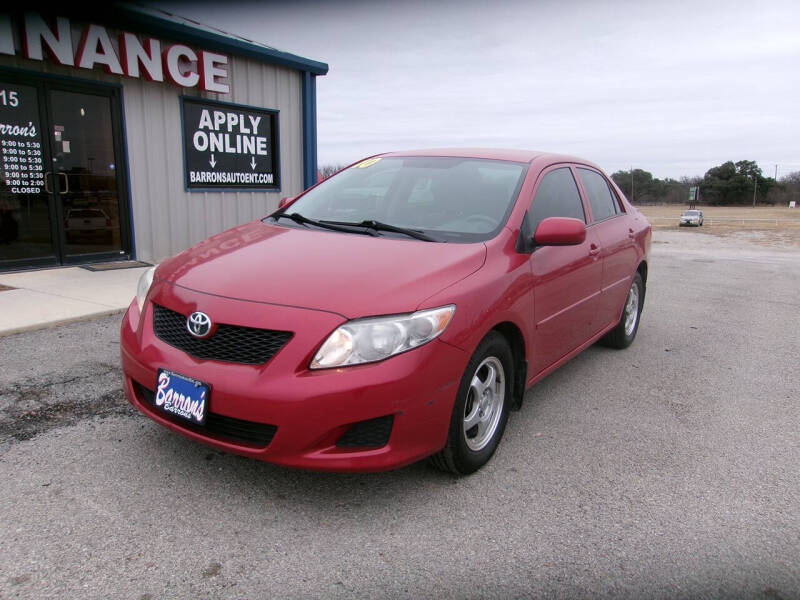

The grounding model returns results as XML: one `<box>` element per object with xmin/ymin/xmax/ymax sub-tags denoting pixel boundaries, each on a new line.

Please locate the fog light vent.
<box><xmin>336</xmin><ymin>415</ymin><xmax>394</xmax><ymax>448</ymax></box>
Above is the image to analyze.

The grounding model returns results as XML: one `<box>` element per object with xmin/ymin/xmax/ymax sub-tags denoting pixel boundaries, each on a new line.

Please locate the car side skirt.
<box><xmin>524</xmin><ymin>318</ymin><xmax>619</xmax><ymax>390</ymax></box>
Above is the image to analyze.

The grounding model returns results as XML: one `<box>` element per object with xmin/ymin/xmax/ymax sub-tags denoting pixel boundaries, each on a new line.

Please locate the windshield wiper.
<box><xmin>271</xmin><ymin>212</ymin><xmax>378</xmax><ymax>236</ymax></box>
<box><xmin>320</xmin><ymin>219</ymin><xmax>438</xmax><ymax>242</ymax></box>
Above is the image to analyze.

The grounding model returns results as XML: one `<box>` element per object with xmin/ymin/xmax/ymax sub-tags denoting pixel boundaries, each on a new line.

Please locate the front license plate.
<box><xmin>155</xmin><ymin>369</ymin><xmax>209</xmax><ymax>425</ymax></box>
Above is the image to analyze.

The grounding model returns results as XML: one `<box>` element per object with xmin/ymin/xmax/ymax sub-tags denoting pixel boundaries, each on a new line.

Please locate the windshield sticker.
<box><xmin>355</xmin><ymin>157</ymin><xmax>381</xmax><ymax>169</ymax></box>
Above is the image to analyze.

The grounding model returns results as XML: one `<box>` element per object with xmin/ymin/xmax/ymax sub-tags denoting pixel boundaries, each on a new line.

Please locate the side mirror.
<box><xmin>278</xmin><ymin>196</ymin><xmax>293</xmax><ymax>209</ymax></box>
<box><xmin>533</xmin><ymin>217</ymin><xmax>586</xmax><ymax>246</ymax></box>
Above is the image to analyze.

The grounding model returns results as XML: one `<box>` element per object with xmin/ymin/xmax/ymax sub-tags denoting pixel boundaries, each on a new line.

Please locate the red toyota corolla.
<box><xmin>121</xmin><ymin>149</ymin><xmax>651</xmax><ymax>474</ymax></box>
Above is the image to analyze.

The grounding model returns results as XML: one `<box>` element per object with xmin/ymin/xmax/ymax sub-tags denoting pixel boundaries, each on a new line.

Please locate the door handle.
<box><xmin>58</xmin><ymin>172</ymin><xmax>69</xmax><ymax>193</ymax></box>
<box><xmin>589</xmin><ymin>244</ymin><xmax>600</xmax><ymax>256</ymax></box>
<box><xmin>628</xmin><ymin>228</ymin><xmax>635</xmax><ymax>239</ymax></box>
<box><xmin>44</xmin><ymin>171</ymin><xmax>52</xmax><ymax>193</ymax></box>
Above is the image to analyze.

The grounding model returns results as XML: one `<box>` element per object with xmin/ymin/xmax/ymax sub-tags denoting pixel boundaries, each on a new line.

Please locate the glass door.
<box><xmin>48</xmin><ymin>88</ymin><xmax>124</xmax><ymax>259</ymax></box>
<box><xmin>0</xmin><ymin>71</ymin><xmax>131</xmax><ymax>271</ymax></box>
<box><xmin>0</xmin><ymin>81</ymin><xmax>55</xmax><ymax>266</ymax></box>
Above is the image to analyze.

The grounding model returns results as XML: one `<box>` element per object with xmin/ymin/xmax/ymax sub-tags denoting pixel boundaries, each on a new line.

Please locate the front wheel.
<box><xmin>429</xmin><ymin>331</ymin><xmax>513</xmax><ymax>475</ymax></box>
<box><xmin>599</xmin><ymin>272</ymin><xmax>644</xmax><ymax>349</ymax></box>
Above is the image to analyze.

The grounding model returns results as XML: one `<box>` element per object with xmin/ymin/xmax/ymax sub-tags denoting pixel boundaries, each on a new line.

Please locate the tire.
<box><xmin>599</xmin><ymin>272</ymin><xmax>644</xmax><ymax>349</ymax></box>
<box><xmin>429</xmin><ymin>331</ymin><xmax>513</xmax><ymax>475</ymax></box>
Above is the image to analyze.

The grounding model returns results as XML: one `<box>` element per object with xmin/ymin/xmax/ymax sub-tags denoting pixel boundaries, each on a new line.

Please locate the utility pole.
<box><xmin>630</xmin><ymin>167</ymin><xmax>634</xmax><ymax>202</ymax></box>
<box><xmin>752</xmin><ymin>175</ymin><xmax>757</xmax><ymax>207</ymax></box>
<box><xmin>775</xmin><ymin>164</ymin><xmax>778</xmax><ymax>180</ymax></box>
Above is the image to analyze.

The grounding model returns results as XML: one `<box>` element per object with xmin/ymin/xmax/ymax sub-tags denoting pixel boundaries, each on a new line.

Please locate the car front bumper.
<box><xmin>120</xmin><ymin>281</ymin><xmax>468</xmax><ymax>472</ymax></box>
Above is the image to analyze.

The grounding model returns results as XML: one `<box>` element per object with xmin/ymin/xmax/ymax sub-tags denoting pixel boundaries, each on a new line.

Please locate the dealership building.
<box><xmin>0</xmin><ymin>6</ymin><xmax>327</xmax><ymax>271</ymax></box>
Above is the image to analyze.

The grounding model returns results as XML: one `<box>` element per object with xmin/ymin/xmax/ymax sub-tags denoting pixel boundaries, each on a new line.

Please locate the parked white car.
<box><xmin>679</xmin><ymin>209</ymin><xmax>704</xmax><ymax>227</ymax></box>
<box><xmin>64</xmin><ymin>208</ymin><xmax>113</xmax><ymax>243</ymax></box>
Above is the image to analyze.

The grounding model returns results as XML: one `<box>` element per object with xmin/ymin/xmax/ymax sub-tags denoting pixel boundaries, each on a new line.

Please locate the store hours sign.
<box><xmin>0</xmin><ymin>83</ymin><xmax>45</xmax><ymax>194</ymax></box>
<box><xmin>182</xmin><ymin>98</ymin><xmax>279</xmax><ymax>190</ymax></box>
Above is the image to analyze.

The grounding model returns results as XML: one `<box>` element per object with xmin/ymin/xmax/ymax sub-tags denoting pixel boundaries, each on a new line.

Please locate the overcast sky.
<box><xmin>164</xmin><ymin>0</ymin><xmax>799</xmax><ymax>180</ymax></box>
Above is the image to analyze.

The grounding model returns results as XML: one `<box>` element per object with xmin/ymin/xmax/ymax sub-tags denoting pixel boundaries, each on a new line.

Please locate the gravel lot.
<box><xmin>1</xmin><ymin>230</ymin><xmax>798</xmax><ymax>599</ymax></box>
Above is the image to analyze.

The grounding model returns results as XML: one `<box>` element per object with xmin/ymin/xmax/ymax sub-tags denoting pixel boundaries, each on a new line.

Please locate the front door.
<box><xmin>0</xmin><ymin>72</ymin><xmax>130</xmax><ymax>270</ymax></box>
<box><xmin>525</xmin><ymin>165</ymin><xmax>603</xmax><ymax>376</ymax></box>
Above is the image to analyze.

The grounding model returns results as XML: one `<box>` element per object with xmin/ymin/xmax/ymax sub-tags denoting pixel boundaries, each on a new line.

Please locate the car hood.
<box><xmin>156</xmin><ymin>221</ymin><xmax>487</xmax><ymax>318</ymax></box>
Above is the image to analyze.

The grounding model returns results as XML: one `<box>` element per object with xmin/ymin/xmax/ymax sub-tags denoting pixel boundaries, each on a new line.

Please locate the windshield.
<box><xmin>684</xmin><ymin>210</ymin><xmax>700</xmax><ymax>215</ymax></box>
<box><xmin>272</xmin><ymin>156</ymin><xmax>528</xmax><ymax>242</ymax></box>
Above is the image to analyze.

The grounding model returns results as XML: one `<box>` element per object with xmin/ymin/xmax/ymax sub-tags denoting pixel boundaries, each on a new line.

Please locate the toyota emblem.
<box><xmin>186</xmin><ymin>311</ymin><xmax>212</xmax><ymax>338</ymax></box>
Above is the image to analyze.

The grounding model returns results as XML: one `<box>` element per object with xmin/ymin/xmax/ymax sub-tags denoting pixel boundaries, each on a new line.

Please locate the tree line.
<box><xmin>611</xmin><ymin>161</ymin><xmax>800</xmax><ymax>206</ymax></box>
<box><xmin>318</xmin><ymin>160</ymin><xmax>800</xmax><ymax>206</ymax></box>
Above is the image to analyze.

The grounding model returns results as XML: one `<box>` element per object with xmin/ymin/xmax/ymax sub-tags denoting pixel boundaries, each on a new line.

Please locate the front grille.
<box><xmin>336</xmin><ymin>415</ymin><xmax>394</xmax><ymax>448</ymax></box>
<box><xmin>134</xmin><ymin>382</ymin><xmax>277</xmax><ymax>447</ymax></box>
<box><xmin>152</xmin><ymin>304</ymin><xmax>292</xmax><ymax>365</ymax></box>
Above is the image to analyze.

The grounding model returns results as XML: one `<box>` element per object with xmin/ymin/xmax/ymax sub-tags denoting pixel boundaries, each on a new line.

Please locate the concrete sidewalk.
<box><xmin>0</xmin><ymin>265</ymin><xmax>150</xmax><ymax>336</ymax></box>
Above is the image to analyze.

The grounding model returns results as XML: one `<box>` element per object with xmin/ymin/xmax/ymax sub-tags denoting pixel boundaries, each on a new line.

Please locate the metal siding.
<box><xmin>0</xmin><ymin>47</ymin><xmax>306</xmax><ymax>263</ymax></box>
<box><xmin>122</xmin><ymin>55</ymin><xmax>304</xmax><ymax>262</ymax></box>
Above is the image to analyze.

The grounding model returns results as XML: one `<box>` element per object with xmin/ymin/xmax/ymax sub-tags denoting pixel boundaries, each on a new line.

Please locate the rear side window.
<box><xmin>577</xmin><ymin>168</ymin><xmax>617</xmax><ymax>222</ymax></box>
<box><xmin>529</xmin><ymin>168</ymin><xmax>586</xmax><ymax>232</ymax></box>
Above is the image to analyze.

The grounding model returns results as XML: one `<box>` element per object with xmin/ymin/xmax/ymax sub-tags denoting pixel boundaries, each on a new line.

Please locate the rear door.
<box><xmin>575</xmin><ymin>167</ymin><xmax>637</xmax><ymax>328</ymax></box>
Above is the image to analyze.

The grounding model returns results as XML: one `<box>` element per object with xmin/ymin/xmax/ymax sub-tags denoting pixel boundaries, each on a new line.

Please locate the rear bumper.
<box><xmin>120</xmin><ymin>284</ymin><xmax>467</xmax><ymax>472</ymax></box>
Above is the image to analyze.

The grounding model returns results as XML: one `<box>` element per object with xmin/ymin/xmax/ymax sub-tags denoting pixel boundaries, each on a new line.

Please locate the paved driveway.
<box><xmin>1</xmin><ymin>231</ymin><xmax>798</xmax><ymax>599</ymax></box>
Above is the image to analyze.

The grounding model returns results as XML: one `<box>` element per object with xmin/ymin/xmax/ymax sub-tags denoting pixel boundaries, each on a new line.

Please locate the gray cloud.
<box><xmin>164</xmin><ymin>0</ymin><xmax>800</xmax><ymax>178</ymax></box>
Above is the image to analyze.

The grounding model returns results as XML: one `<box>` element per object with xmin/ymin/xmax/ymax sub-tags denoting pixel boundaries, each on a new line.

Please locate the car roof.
<box><xmin>380</xmin><ymin>148</ymin><xmax>599</xmax><ymax>167</ymax></box>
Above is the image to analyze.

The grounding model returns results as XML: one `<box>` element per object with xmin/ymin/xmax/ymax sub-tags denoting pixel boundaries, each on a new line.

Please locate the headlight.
<box><xmin>310</xmin><ymin>305</ymin><xmax>456</xmax><ymax>369</ymax></box>
<box><xmin>136</xmin><ymin>266</ymin><xmax>155</xmax><ymax>312</ymax></box>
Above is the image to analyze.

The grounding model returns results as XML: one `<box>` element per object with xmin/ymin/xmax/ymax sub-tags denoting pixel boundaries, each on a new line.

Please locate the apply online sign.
<box><xmin>182</xmin><ymin>97</ymin><xmax>280</xmax><ymax>190</ymax></box>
